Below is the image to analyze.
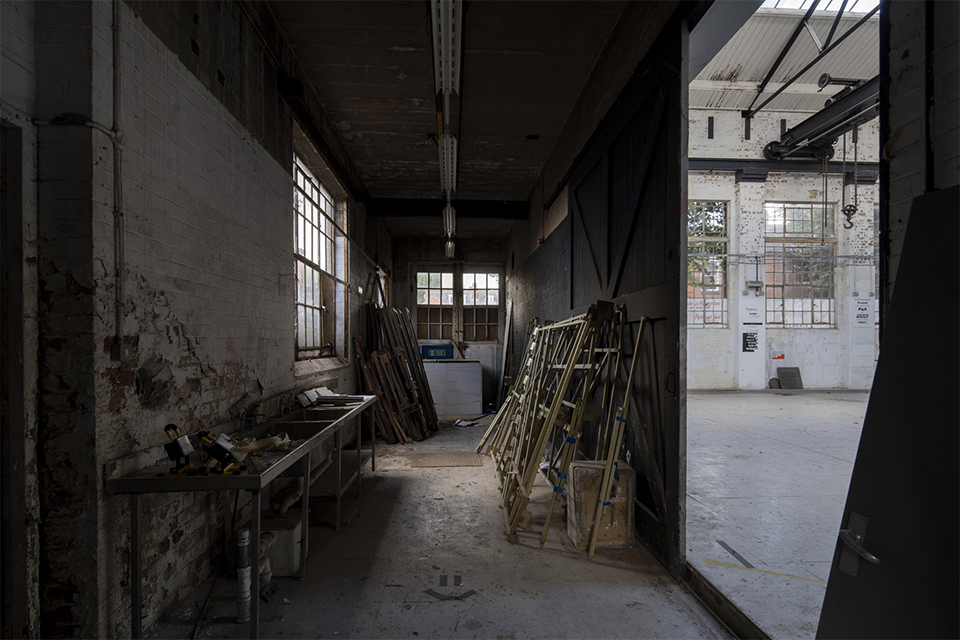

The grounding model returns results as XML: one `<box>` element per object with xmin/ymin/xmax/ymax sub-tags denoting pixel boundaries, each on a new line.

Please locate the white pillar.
<box><xmin>734</xmin><ymin>177</ymin><xmax>767</xmax><ymax>389</ymax></box>
<box><xmin>842</xmin><ymin>177</ymin><xmax>878</xmax><ymax>389</ymax></box>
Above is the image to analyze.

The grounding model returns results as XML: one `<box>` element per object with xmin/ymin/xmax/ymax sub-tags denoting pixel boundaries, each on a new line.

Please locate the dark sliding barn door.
<box><xmin>568</xmin><ymin>23</ymin><xmax>688</xmax><ymax>573</ymax></box>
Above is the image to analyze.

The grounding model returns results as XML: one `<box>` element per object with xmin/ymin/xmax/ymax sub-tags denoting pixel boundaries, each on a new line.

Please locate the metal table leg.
<box><xmin>130</xmin><ymin>494</ymin><xmax>142</xmax><ymax>639</ymax></box>
<box><xmin>356</xmin><ymin>417</ymin><xmax>362</xmax><ymax>498</ymax></box>
<box><xmin>297</xmin><ymin>451</ymin><xmax>310</xmax><ymax>580</ymax></box>
<box><xmin>250</xmin><ymin>490</ymin><xmax>260</xmax><ymax>640</ymax></box>
<box><xmin>334</xmin><ymin>429</ymin><xmax>342</xmax><ymax>530</ymax></box>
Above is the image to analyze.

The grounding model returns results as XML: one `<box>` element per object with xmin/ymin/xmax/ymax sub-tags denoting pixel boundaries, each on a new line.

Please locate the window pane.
<box><xmin>441</xmin><ymin>272</ymin><xmax>453</xmax><ymax>288</ymax></box>
<box><xmin>477</xmin><ymin>290</ymin><xmax>487</xmax><ymax>305</ymax></box>
<box><xmin>463</xmin><ymin>273</ymin><xmax>475</xmax><ymax>289</ymax></box>
<box><xmin>488</xmin><ymin>273</ymin><xmax>500</xmax><ymax>289</ymax></box>
<box><xmin>417</xmin><ymin>272</ymin><xmax>428</xmax><ymax>287</ymax></box>
<box><xmin>304</xmin><ymin>309</ymin><xmax>313</xmax><ymax>347</ymax></box>
<box><xmin>313</xmin><ymin>309</ymin><xmax>321</xmax><ymax>345</ymax></box>
<box><xmin>489</xmin><ymin>289</ymin><xmax>500</xmax><ymax>305</ymax></box>
<box><xmin>475</xmin><ymin>273</ymin><xmax>487</xmax><ymax>289</ymax></box>
<box><xmin>297</xmin><ymin>306</ymin><xmax>306</xmax><ymax>346</ymax></box>
<box><xmin>417</xmin><ymin>289</ymin><xmax>427</xmax><ymax>305</ymax></box>
<box><xmin>464</xmin><ymin>290</ymin><xmax>475</xmax><ymax>305</ymax></box>
<box><xmin>441</xmin><ymin>289</ymin><xmax>453</xmax><ymax>305</ymax></box>
<box><xmin>429</xmin><ymin>273</ymin><xmax>441</xmax><ymax>288</ymax></box>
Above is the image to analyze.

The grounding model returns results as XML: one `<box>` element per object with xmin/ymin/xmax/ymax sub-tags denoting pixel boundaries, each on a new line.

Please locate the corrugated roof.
<box><xmin>692</xmin><ymin>8</ymin><xmax>879</xmax><ymax>112</ymax></box>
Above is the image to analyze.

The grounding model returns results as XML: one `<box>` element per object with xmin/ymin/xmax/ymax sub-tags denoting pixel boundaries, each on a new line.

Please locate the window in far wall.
<box><xmin>463</xmin><ymin>272</ymin><xmax>500</xmax><ymax>341</ymax></box>
<box><xmin>294</xmin><ymin>154</ymin><xmax>345</xmax><ymax>358</ymax></box>
<box><xmin>687</xmin><ymin>200</ymin><xmax>729</xmax><ymax>327</ymax></box>
<box><xmin>413</xmin><ymin>267</ymin><xmax>503</xmax><ymax>343</ymax></box>
<box><xmin>764</xmin><ymin>202</ymin><xmax>836</xmax><ymax>327</ymax></box>
<box><xmin>415</xmin><ymin>271</ymin><xmax>454</xmax><ymax>339</ymax></box>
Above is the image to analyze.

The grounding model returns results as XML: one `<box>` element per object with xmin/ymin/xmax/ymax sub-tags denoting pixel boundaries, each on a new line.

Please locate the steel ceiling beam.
<box><xmin>742</xmin><ymin>4</ymin><xmax>879</xmax><ymax>119</ymax></box>
<box><xmin>745</xmin><ymin>0</ymin><xmax>821</xmax><ymax>114</ymax></box>
<box><xmin>822</xmin><ymin>0</ymin><xmax>849</xmax><ymax>49</ymax></box>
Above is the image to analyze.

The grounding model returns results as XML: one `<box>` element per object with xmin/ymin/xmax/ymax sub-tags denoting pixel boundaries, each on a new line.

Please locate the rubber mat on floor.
<box><xmin>409</xmin><ymin>452</ymin><xmax>483</xmax><ymax>468</ymax></box>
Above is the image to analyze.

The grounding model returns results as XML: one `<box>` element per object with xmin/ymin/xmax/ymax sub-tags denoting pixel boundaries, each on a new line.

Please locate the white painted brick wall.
<box><xmin>74</xmin><ymin>4</ymin><xmax>364</xmax><ymax>633</ymax></box>
<box><xmin>688</xmin><ymin>107</ymin><xmax>880</xmax><ymax>389</ymax></box>
<box><xmin>689</xmin><ymin>109</ymin><xmax>881</xmax><ymax>162</ymax></box>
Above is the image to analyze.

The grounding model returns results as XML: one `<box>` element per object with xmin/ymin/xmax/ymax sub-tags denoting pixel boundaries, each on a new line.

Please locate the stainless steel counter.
<box><xmin>107</xmin><ymin>395</ymin><xmax>376</xmax><ymax>639</ymax></box>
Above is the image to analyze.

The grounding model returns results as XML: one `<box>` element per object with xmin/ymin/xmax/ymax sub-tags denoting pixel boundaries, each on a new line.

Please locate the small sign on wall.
<box><xmin>851</xmin><ymin>298</ymin><xmax>874</xmax><ymax>327</ymax></box>
<box><xmin>742</xmin><ymin>304</ymin><xmax>763</xmax><ymax>325</ymax></box>
<box><xmin>742</xmin><ymin>331</ymin><xmax>759</xmax><ymax>352</ymax></box>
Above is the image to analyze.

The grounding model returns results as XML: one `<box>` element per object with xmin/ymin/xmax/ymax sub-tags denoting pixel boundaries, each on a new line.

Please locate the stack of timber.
<box><xmin>477</xmin><ymin>302</ymin><xmax>650</xmax><ymax>555</ymax></box>
<box><xmin>354</xmin><ymin>306</ymin><xmax>440</xmax><ymax>444</ymax></box>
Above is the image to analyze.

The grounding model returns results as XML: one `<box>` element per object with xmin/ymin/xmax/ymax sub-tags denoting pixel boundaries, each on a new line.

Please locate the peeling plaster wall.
<box><xmin>688</xmin><ymin>111</ymin><xmax>880</xmax><ymax>389</ymax></box>
<box><xmin>0</xmin><ymin>0</ymin><xmax>42</xmax><ymax>635</ymax></box>
<box><xmin>95</xmin><ymin>4</ymin><xmax>377</xmax><ymax>633</ymax></box>
<box><xmin>93</xmin><ymin>4</ymin><xmax>299</xmax><ymax>632</ymax></box>
<box><xmin>3</xmin><ymin>0</ymin><xmax>377</xmax><ymax>634</ymax></box>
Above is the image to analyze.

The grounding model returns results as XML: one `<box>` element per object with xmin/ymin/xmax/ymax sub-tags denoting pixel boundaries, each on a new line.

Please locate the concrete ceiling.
<box><xmin>269</xmin><ymin>1</ymin><xmax>625</xmax><ymax>202</ymax></box>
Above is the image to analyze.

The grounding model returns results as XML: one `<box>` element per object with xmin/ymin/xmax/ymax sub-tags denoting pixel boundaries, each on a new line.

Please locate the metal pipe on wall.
<box><xmin>111</xmin><ymin>0</ymin><xmax>127</xmax><ymax>356</ymax></box>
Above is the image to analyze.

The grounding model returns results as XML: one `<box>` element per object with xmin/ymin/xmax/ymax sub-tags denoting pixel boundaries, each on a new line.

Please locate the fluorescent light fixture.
<box><xmin>443</xmin><ymin>202</ymin><xmax>456</xmax><ymax>237</ymax></box>
<box><xmin>431</xmin><ymin>0</ymin><xmax>462</xmax><ymax>97</ymax></box>
<box><xmin>438</xmin><ymin>133</ymin><xmax>457</xmax><ymax>194</ymax></box>
<box><xmin>445</xmin><ymin>239</ymin><xmax>456</xmax><ymax>259</ymax></box>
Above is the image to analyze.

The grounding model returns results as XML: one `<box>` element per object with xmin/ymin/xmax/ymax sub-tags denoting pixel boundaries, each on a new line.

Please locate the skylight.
<box><xmin>760</xmin><ymin>0</ymin><xmax>880</xmax><ymax>13</ymax></box>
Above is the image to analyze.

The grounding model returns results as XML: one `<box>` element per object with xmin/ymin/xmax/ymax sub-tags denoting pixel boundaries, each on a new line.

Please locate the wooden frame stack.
<box><xmin>478</xmin><ymin>302</ymin><xmax>659</xmax><ymax>556</ymax></box>
<box><xmin>354</xmin><ymin>306</ymin><xmax>440</xmax><ymax>443</ymax></box>
<box><xmin>477</xmin><ymin>302</ymin><xmax>630</xmax><ymax>542</ymax></box>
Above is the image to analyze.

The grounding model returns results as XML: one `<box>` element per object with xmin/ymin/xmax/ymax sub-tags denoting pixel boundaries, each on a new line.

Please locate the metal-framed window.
<box><xmin>462</xmin><ymin>272</ymin><xmax>500</xmax><ymax>341</ymax></box>
<box><xmin>764</xmin><ymin>202</ymin><xmax>836</xmax><ymax>327</ymax></box>
<box><xmin>414</xmin><ymin>266</ymin><xmax>503</xmax><ymax>343</ymax></box>
<box><xmin>294</xmin><ymin>154</ymin><xmax>346</xmax><ymax>358</ymax></box>
<box><xmin>687</xmin><ymin>200</ymin><xmax>729</xmax><ymax>327</ymax></box>
<box><xmin>415</xmin><ymin>271</ymin><xmax>454</xmax><ymax>339</ymax></box>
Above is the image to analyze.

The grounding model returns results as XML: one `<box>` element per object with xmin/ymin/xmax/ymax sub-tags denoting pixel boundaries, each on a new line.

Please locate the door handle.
<box><xmin>839</xmin><ymin>528</ymin><xmax>880</xmax><ymax>564</ymax></box>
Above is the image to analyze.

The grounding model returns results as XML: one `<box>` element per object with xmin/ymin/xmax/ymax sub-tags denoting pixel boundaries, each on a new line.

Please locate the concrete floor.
<box><xmin>151</xmin><ymin>417</ymin><xmax>729</xmax><ymax>639</ymax></box>
<box><xmin>686</xmin><ymin>391</ymin><xmax>868</xmax><ymax>639</ymax></box>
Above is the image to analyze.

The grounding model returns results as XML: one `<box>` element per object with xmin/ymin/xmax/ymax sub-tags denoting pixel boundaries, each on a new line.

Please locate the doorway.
<box><xmin>683</xmin><ymin>1</ymin><xmax>880</xmax><ymax>635</ymax></box>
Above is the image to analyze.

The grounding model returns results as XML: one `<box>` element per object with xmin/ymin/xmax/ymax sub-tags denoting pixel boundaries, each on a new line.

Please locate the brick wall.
<box><xmin>884</xmin><ymin>0</ymin><xmax>959</xmax><ymax>305</ymax></box>
<box><xmin>91</xmin><ymin>4</ymin><xmax>300</xmax><ymax>631</ymax></box>
<box><xmin>3</xmin><ymin>0</ymin><xmax>380</xmax><ymax>634</ymax></box>
<box><xmin>687</xmin><ymin>109</ymin><xmax>880</xmax><ymax>390</ymax></box>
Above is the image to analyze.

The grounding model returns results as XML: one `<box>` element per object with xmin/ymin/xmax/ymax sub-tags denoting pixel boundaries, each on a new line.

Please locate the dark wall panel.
<box><xmin>566</xmin><ymin>18</ymin><xmax>688</xmax><ymax>574</ymax></box>
<box><xmin>571</xmin><ymin>160</ymin><xmax>605</xmax><ymax>309</ymax></box>
<box><xmin>509</xmin><ymin>14</ymin><xmax>688</xmax><ymax>574</ymax></box>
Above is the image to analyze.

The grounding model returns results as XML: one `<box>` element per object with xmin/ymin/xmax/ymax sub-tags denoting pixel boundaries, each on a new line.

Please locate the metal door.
<box><xmin>817</xmin><ymin>187</ymin><xmax>959</xmax><ymax>638</ymax></box>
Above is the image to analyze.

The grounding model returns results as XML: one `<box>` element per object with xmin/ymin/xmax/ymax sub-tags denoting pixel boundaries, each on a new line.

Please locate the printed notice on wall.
<box><xmin>742</xmin><ymin>331</ymin><xmax>759</xmax><ymax>352</ymax></box>
<box><xmin>852</xmin><ymin>297</ymin><xmax>874</xmax><ymax>327</ymax></box>
<box><xmin>742</xmin><ymin>304</ymin><xmax>763</xmax><ymax>325</ymax></box>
